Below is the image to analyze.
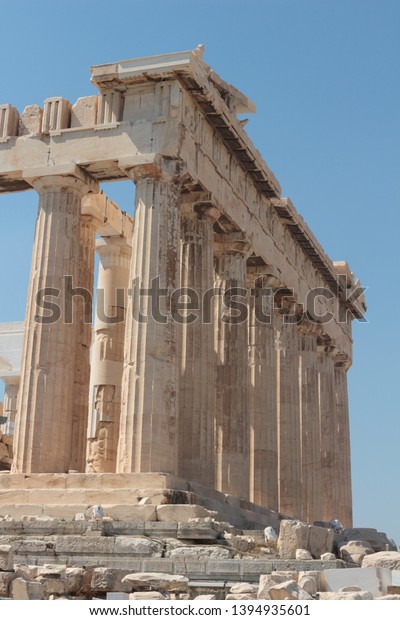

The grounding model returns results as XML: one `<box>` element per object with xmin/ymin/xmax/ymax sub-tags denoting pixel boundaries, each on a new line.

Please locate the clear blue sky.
<box><xmin>0</xmin><ymin>0</ymin><xmax>399</xmax><ymax>543</ymax></box>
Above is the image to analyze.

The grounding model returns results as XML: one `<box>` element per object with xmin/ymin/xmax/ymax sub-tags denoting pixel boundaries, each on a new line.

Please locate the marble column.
<box><xmin>117</xmin><ymin>166</ymin><xmax>181</xmax><ymax>474</ymax></box>
<box><xmin>214</xmin><ymin>233</ymin><xmax>250</xmax><ymax>499</ymax></box>
<box><xmin>318</xmin><ymin>338</ymin><xmax>337</xmax><ymax>521</ymax></box>
<box><xmin>275</xmin><ymin>307</ymin><xmax>302</xmax><ymax>517</ymax></box>
<box><xmin>1</xmin><ymin>378</ymin><xmax>19</xmax><ymax>436</ymax></box>
<box><xmin>178</xmin><ymin>203</ymin><xmax>217</xmax><ymax>487</ymax></box>
<box><xmin>69</xmin><ymin>214</ymin><xmax>100</xmax><ymax>472</ymax></box>
<box><xmin>87</xmin><ymin>236</ymin><xmax>131</xmax><ymax>473</ymax></box>
<box><xmin>247</xmin><ymin>272</ymin><xmax>278</xmax><ymax>509</ymax></box>
<box><xmin>334</xmin><ymin>355</ymin><xmax>353</xmax><ymax>527</ymax></box>
<box><xmin>298</xmin><ymin>322</ymin><xmax>321</xmax><ymax>523</ymax></box>
<box><xmin>12</xmin><ymin>169</ymin><xmax>97</xmax><ymax>473</ymax></box>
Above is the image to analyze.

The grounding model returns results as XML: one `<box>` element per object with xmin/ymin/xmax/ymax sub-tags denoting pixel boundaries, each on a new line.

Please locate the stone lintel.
<box><xmin>82</xmin><ymin>192</ymin><xmax>134</xmax><ymax>240</ymax></box>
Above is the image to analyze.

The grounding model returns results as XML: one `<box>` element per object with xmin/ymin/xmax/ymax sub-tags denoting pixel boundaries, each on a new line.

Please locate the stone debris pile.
<box><xmin>0</xmin><ymin>514</ymin><xmax>398</xmax><ymax>600</ymax></box>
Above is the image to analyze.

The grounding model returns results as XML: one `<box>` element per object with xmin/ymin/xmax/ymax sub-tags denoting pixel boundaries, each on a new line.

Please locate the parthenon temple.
<box><xmin>0</xmin><ymin>48</ymin><xmax>365</xmax><ymax>529</ymax></box>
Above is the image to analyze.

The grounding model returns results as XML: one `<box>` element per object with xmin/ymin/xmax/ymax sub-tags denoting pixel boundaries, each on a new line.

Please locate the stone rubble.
<box><xmin>0</xmin><ymin>513</ymin><xmax>397</xmax><ymax>600</ymax></box>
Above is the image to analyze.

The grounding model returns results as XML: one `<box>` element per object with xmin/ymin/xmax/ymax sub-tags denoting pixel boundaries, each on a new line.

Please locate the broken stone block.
<box><xmin>362</xmin><ymin>551</ymin><xmax>400</xmax><ymax>570</ymax></box>
<box><xmin>11</xmin><ymin>577</ymin><xmax>44</xmax><ymax>600</ymax></box>
<box><xmin>296</xmin><ymin>549</ymin><xmax>312</xmax><ymax>560</ymax></box>
<box><xmin>342</xmin><ymin>528</ymin><xmax>396</xmax><ymax>552</ymax></box>
<box><xmin>36</xmin><ymin>575</ymin><xmax>65</xmax><ymax>596</ymax></box>
<box><xmin>257</xmin><ymin>572</ymin><xmax>298</xmax><ymax>599</ymax></box>
<box><xmin>129</xmin><ymin>592</ymin><xmax>167</xmax><ymax>600</ymax></box>
<box><xmin>298</xmin><ymin>571</ymin><xmax>323</xmax><ymax>592</ymax></box>
<box><xmin>298</xmin><ymin>575</ymin><xmax>317</xmax><ymax>596</ymax></box>
<box><xmin>122</xmin><ymin>573</ymin><xmax>189</xmax><ymax>592</ymax></box>
<box><xmin>226</xmin><ymin>593</ymin><xmax>255</xmax><ymax>600</ymax></box>
<box><xmin>278</xmin><ymin>520</ymin><xmax>309</xmax><ymax>559</ymax></box>
<box><xmin>319</xmin><ymin>591</ymin><xmax>373</xmax><ymax>600</ymax></box>
<box><xmin>70</xmin><ymin>96</ymin><xmax>97</xmax><ymax>128</ymax></box>
<box><xmin>339</xmin><ymin>540</ymin><xmax>374</xmax><ymax>565</ymax></box>
<box><xmin>230</xmin><ymin>582</ymin><xmax>258</xmax><ymax>595</ymax></box>
<box><xmin>321</xmin><ymin>552</ymin><xmax>336</xmax><ymax>561</ymax></box>
<box><xmin>0</xmin><ymin>545</ymin><xmax>13</xmax><ymax>571</ymax></box>
<box><xmin>65</xmin><ymin>567</ymin><xmax>85</xmax><ymax>595</ymax></box>
<box><xmin>268</xmin><ymin>580</ymin><xmax>312</xmax><ymax>601</ymax></box>
<box><xmin>19</xmin><ymin>105</ymin><xmax>42</xmax><ymax>135</ymax></box>
<box><xmin>0</xmin><ymin>571</ymin><xmax>15</xmax><ymax>597</ymax></box>
<box><xmin>277</xmin><ymin>520</ymin><xmax>333</xmax><ymax>559</ymax></box>
<box><xmin>91</xmin><ymin>568</ymin><xmax>116</xmax><ymax>592</ymax></box>
<box><xmin>195</xmin><ymin>595</ymin><xmax>217</xmax><ymax>600</ymax></box>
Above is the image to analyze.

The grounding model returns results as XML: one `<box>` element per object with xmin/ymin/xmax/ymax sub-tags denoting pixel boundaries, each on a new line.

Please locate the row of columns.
<box><xmin>10</xmin><ymin>163</ymin><xmax>352</xmax><ymax>526</ymax></box>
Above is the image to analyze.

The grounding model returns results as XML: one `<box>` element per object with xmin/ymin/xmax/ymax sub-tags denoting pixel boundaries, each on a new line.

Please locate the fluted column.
<box><xmin>87</xmin><ymin>237</ymin><xmax>131</xmax><ymax>473</ymax></box>
<box><xmin>178</xmin><ymin>203</ymin><xmax>217</xmax><ymax>486</ymax></box>
<box><xmin>247</xmin><ymin>272</ymin><xmax>278</xmax><ymax>509</ymax></box>
<box><xmin>117</xmin><ymin>165</ymin><xmax>182</xmax><ymax>474</ymax></box>
<box><xmin>318</xmin><ymin>338</ymin><xmax>337</xmax><ymax>521</ymax></box>
<box><xmin>69</xmin><ymin>214</ymin><xmax>100</xmax><ymax>471</ymax></box>
<box><xmin>334</xmin><ymin>355</ymin><xmax>353</xmax><ymax>527</ymax></box>
<box><xmin>298</xmin><ymin>322</ymin><xmax>321</xmax><ymax>523</ymax></box>
<box><xmin>0</xmin><ymin>378</ymin><xmax>19</xmax><ymax>436</ymax></box>
<box><xmin>12</xmin><ymin>169</ymin><xmax>97</xmax><ymax>473</ymax></box>
<box><xmin>276</xmin><ymin>307</ymin><xmax>302</xmax><ymax>517</ymax></box>
<box><xmin>214</xmin><ymin>233</ymin><xmax>250</xmax><ymax>499</ymax></box>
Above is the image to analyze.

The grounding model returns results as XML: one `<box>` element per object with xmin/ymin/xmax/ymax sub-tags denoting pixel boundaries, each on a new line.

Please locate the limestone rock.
<box><xmin>65</xmin><ymin>567</ymin><xmax>85</xmax><ymax>595</ymax></box>
<box><xmin>378</xmin><ymin>595</ymin><xmax>400</xmax><ymax>600</ymax></box>
<box><xmin>19</xmin><ymin>105</ymin><xmax>42</xmax><ymax>135</ymax></box>
<box><xmin>277</xmin><ymin>519</ymin><xmax>333</xmax><ymax>559</ymax></box>
<box><xmin>296</xmin><ymin>549</ymin><xmax>312</xmax><ymax>560</ymax></box>
<box><xmin>195</xmin><ymin>595</ymin><xmax>217</xmax><ymax>600</ymax></box>
<box><xmin>258</xmin><ymin>573</ymin><xmax>298</xmax><ymax>599</ymax></box>
<box><xmin>226</xmin><ymin>593</ymin><xmax>255</xmax><ymax>600</ymax></box>
<box><xmin>319</xmin><ymin>591</ymin><xmax>374</xmax><ymax>600</ymax></box>
<box><xmin>362</xmin><ymin>551</ymin><xmax>400</xmax><ymax>570</ymax></box>
<box><xmin>36</xmin><ymin>575</ymin><xmax>65</xmax><ymax>596</ymax></box>
<box><xmin>321</xmin><ymin>552</ymin><xmax>336</xmax><ymax>561</ymax></box>
<box><xmin>268</xmin><ymin>580</ymin><xmax>313</xmax><ymax>601</ymax></box>
<box><xmin>0</xmin><ymin>545</ymin><xmax>13</xmax><ymax>571</ymax></box>
<box><xmin>342</xmin><ymin>528</ymin><xmax>396</xmax><ymax>552</ymax></box>
<box><xmin>0</xmin><ymin>571</ymin><xmax>15</xmax><ymax>597</ymax></box>
<box><xmin>230</xmin><ymin>582</ymin><xmax>258</xmax><ymax>595</ymax></box>
<box><xmin>129</xmin><ymin>592</ymin><xmax>167</xmax><ymax>600</ymax></box>
<box><xmin>91</xmin><ymin>568</ymin><xmax>116</xmax><ymax>592</ymax></box>
<box><xmin>298</xmin><ymin>575</ymin><xmax>317</xmax><ymax>596</ymax></box>
<box><xmin>122</xmin><ymin>573</ymin><xmax>189</xmax><ymax>591</ymax></box>
<box><xmin>11</xmin><ymin>577</ymin><xmax>44</xmax><ymax>600</ymax></box>
<box><xmin>298</xmin><ymin>571</ymin><xmax>323</xmax><ymax>592</ymax></box>
<box><xmin>70</xmin><ymin>96</ymin><xmax>97</xmax><ymax>128</ymax></box>
<box><xmin>339</xmin><ymin>540</ymin><xmax>374</xmax><ymax>565</ymax></box>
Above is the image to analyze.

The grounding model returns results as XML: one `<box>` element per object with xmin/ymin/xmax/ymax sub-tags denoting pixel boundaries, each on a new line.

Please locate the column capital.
<box><xmin>317</xmin><ymin>334</ymin><xmax>338</xmax><ymax>357</ymax></box>
<box><xmin>334</xmin><ymin>352</ymin><xmax>352</xmax><ymax>369</ymax></box>
<box><xmin>246</xmin><ymin>264</ymin><xmax>283</xmax><ymax>290</ymax></box>
<box><xmin>214</xmin><ymin>232</ymin><xmax>251</xmax><ymax>257</ymax></box>
<box><xmin>118</xmin><ymin>155</ymin><xmax>185</xmax><ymax>184</ymax></box>
<box><xmin>23</xmin><ymin>164</ymin><xmax>98</xmax><ymax>195</ymax></box>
